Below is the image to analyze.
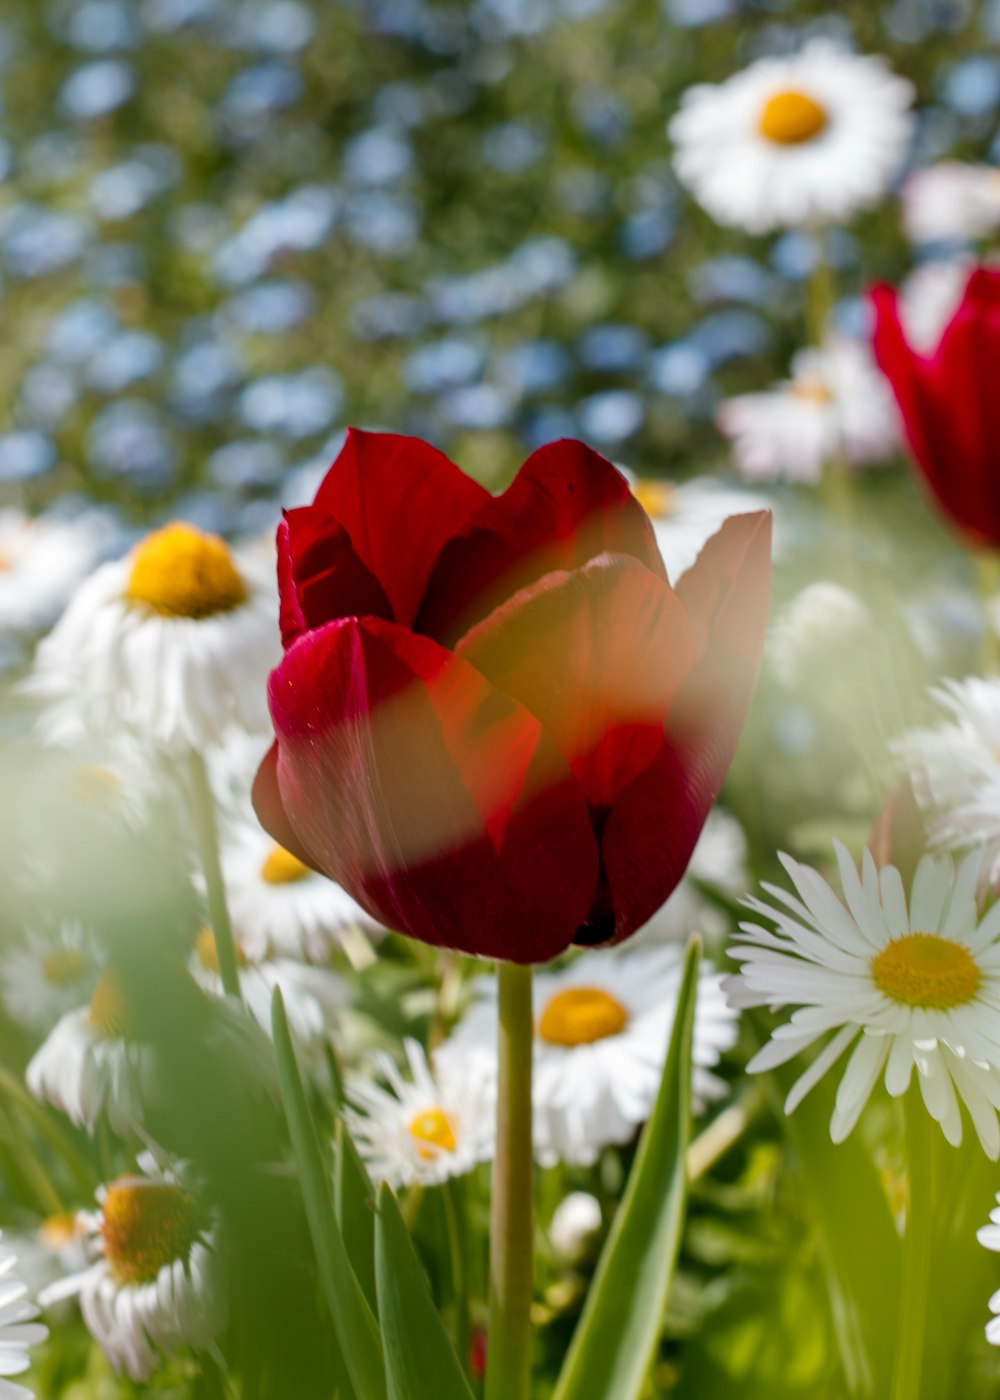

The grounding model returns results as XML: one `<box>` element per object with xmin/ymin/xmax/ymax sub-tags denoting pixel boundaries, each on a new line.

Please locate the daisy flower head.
<box><xmin>977</xmin><ymin>1193</ymin><xmax>1000</xmax><ymax>1346</ymax></box>
<box><xmin>40</xmin><ymin>1156</ymin><xmax>225</xmax><ymax>1383</ymax></box>
<box><xmin>894</xmin><ymin>678</ymin><xmax>1000</xmax><ymax>885</ymax></box>
<box><xmin>0</xmin><ymin>921</ymin><xmax>102</xmax><ymax>1034</ymax></box>
<box><xmin>717</xmin><ymin>336</ymin><xmax>900</xmax><ymax>485</ymax></box>
<box><xmin>215</xmin><ymin>817</ymin><xmax>384</xmax><ymax>963</ymax></box>
<box><xmin>26</xmin><ymin>970</ymin><xmax>156</xmax><ymax>1135</ymax></box>
<box><xmin>669</xmin><ymin>40</ymin><xmax>914</xmax><ymax>233</ymax></box>
<box><xmin>450</xmin><ymin>947</ymin><xmax>738</xmax><ymax>1167</ymax></box>
<box><xmin>903</xmin><ymin>163</ymin><xmax>1000</xmax><ymax>248</ymax></box>
<box><xmin>730</xmin><ymin>842</ymin><xmax>1000</xmax><ymax>1157</ymax></box>
<box><xmin>0</xmin><ymin>507</ymin><xmax>117</xmax><ymax>637</ymax></box>
<box><xmin>345</xmin><ymin>1039</ymin><xmax>495</xmax><ymax>1189</ymax></box>
<box><xmin>769</xmin><ymin>581</ymin><xmax>870</xmax><ymax>689</ymax></box>
<box><xmin>28</xmin><ymin>521</ymin><xmax>279</xmax><ymax>752</ymax></box>
<box><xmin>0</xmin><ymin>1233</ymin><xmax>48</xmax><ymax>1400</ymax></box>
<box><xmin>627</xmin><ymin>472</ymin><xmax>775</xmax><ymax>580</ymax></box>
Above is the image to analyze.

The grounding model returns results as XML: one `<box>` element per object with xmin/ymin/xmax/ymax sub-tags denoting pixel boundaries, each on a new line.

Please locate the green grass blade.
<box><xmin>375</xmin><ymin>1181</ymin><xmax>475</xmax><ymax>1400</ymax></box>
<box><xmin>271</xmin><ymin>988</ymin><xmax>387</xmax><ymax>1400</ymax></box>
<box><xmin>335</xmin><ymin>1117</ymin><xmax>378</xmax><ymax>1313</ymax></box>
<box><xmin>552</xmin><ymin>935</ymin><xmax>701</xmax><ymax>1400</ymax></box>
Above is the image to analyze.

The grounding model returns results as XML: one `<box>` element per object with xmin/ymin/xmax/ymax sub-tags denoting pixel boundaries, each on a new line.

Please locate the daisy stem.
<box><xmin>485</xmin><ymin>961</ymin><xmax>534</xmax><ymax>1400</ymax></box>
<box><xmin>974</xmin><ymin>552</ymin><xmax>1000</xmax><ymax>676</ymax></box>
<box><xmin>188</xmin><ymin>749</ymin><xmax>242</xmax><ymax>1000</ymax></box>
<box><xmin>890</xmin><ymin>1092</ymin><xmax>936</xmax><ymax>1400</ymax></box>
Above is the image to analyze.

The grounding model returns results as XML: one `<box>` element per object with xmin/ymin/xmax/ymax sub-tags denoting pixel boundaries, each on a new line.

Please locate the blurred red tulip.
<box><xmin>254</xmin><ymin>429</ymin><xmax>771</xmax><ymax>963</ymax></box>
<box><xmin>872</xmin><ymin>267</ymin><xmax>1000</xmax><ymax>548</ymax></box>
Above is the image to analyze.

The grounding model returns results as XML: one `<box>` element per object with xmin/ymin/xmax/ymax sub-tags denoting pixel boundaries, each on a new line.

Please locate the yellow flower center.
<box><xmin>871</xmin><ymin>932</ymin><xmax>981</xmax><ymax>1009</ymax></box>
<box><xmin>195</xmin><ymin>926</ymin><xmax>246</xmax><ymax>973</ymax></box>
<box><xmin>42</xmin><ymin>948</ymin><xmax>89</xmax><ymax>986</ymax></box>
<box><xmin>631</xmin><ymin>479</ymin><xmax>675</xmax><ymax>520</ymax></box>
<box><xmin>260</xmin><ymin>843</ymin><xmax>310</xmax><ymax>885</ymax></box>
<box><xmin>759</xmin><ymin>89</ymin><xmax>828</xmax><ymax>145</ymax></box>
<box><xmin>408</xmin><ymin>1106</ymin><xmax>458</xmax><ymax>1160</ymax></box>
<box><xmin>792</xmin><ymin>377</ymin><xmax>834</xmax><ymax>405</ymax></box>
<box><xmin>70</xmin><ymin>764</ymin><xmax>122</xmax><ymax>805</ymax></box>
<box><xmin>537</xmin><ymin>988</ymin><xmax>629</xmax><ymax>1047</ymax></box>
<box><xmin>0</xmin><ymin>550</ymin><xmax>10</xmax><ymax>572</ymax></box>
<box><xmin>125</xmin><ymin>522</ymin><xmax>247</xmax><ymax>620</ymax></box>
<box><xmin>40</xmin><ymin>1211</ymin><xmax>81</xmax><ymax>1250</ymax></box>
<box><xmin>89</xmin><ymin>969</ymin><xmax>138</xmax><ymax>1041</ymax></box>
<box><xmin>101</xmin><ymin>1179</ymin><xmax>200</xmax><ymax>1285</ymax></box>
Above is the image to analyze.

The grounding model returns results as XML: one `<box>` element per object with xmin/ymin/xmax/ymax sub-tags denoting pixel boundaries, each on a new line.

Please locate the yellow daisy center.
<box><xmin>408</xmin><ymin>1106</ymin><xmax>458</xmax><ymax>1160</ymax></box>
<box><xmin>195</xmin><ymin>926</ymin><xmax>246</xmax><ymax>973</ymax></box>
<box><xmin>40</xmin><ymin>1211</ymin><xmax>81</xmax><ymax>1250</ymax></box>
<box><xmin>42</xmin><ymin>948</ymin><xmax>89</xmax><ymax>986</ymax></box>
<box><xmin>260</xmin><ymin>843</ymin><xmax>310</xmax><ymax>885</ymax></box>
<box><xmin>871</xmin><ymin>932</ymin><xmax>981</xmax><ymax>1010</ymax></box>
<box><xmin>125</xmin><ymin>522</ymin><xmax>247</xmax><ymax>620</ymax></box>
<box><xmin>631</xmin><ymin>479</ymin><xmax>675</xmax><ymax>520</ymax></box>
<box><xmin>101</xmin><ymin>1179</ymin><xmax>200</xmax><ymax>1285</ymax></box>
<box><xmin>759</xmin><ymin>89</ymin><xmax>828</xmax><ymax>145</ymax></box>
<box><xmin>537</xmin><ymin>988</ymin><xmax>629</xmax><ymax>1046</ymax></box>
<box><xmin>89</xmin><ymin>969</ymin><xmax>138</xmax><ymax>1041</ymax></box>
<box><xmin>0</xmin><ymin>550</ymin><xmax>10</xmax><ymax>572</ymax></box>
<box><xmin>70</xmin><ymin>764</ymin><xmax>122</xmax><ymax>805</ymax></box>
<box><xmin>792</xmin><ymin>377</ymin><xmax>834</xmax><ymax>405</ymax></box>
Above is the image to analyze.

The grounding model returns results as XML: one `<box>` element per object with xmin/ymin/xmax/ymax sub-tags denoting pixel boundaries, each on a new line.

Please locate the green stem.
<box><xmin>485</xmin><ymin>962</ymin><xmax>534</xmax><ymax>1400</ymax></box>
<box><xmin>0</xmin><ymin>1062</ymin><xmax>96</xmax><ymax>1197</ymax></box>
<box><xmin>975</xmin><ymin>553</ymin><xmax>1000</xmax><ymax>676</ymax></box>
<box><xmin>443</xmin><ymin>1178</ymin><xmax>470</xmax><ymax>1375</ymax></box>
<box><xmin>890</xmin><ymin>1092</ymin><xmax>935</xmax><ymax>1400</ymax></box>
<box><xmin>187</xmin><ymin>749</ymin><xmax>241</xmax><ymax>999</ymax></box>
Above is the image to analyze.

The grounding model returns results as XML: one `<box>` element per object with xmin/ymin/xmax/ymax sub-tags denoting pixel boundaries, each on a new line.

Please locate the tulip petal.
<box><xmin>597</xmin><ymin>511</ymin><xmax>771</xmax><ymax>944</ymax></box>
<box><xmin>278</xmin><ymin>510</ymin><xmax>393</xmax><ymax>646</ymax></box>
<box><xmin>457</xmin><ymin>554</ymin><xmax>697</xmax><ymax>810</ymax></box>
<box><xmin>311</xmin><ymin>428</ymin><xmax>489</xmax><ymax>625</ymax></box>
<box><xmin>252</xmin><ymin>741</ymin><xmax>320</xmax><ymax>868</ymax></box>
<box><xmin>265</xmin><ymin>617</ymin><xmax>599</xmax><ymax>962</ymax></box>
<box><xmin>415</xmin><ymin>439</ymin><xmax>666</xmax><ymax>645</ymax></box>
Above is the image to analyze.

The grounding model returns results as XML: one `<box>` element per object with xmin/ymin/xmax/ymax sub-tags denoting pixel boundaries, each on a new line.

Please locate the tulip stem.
<box><xmin>187</xmin><ymin>749</ymin><xmax>242</xmax><ymax>1000</ymax></box>
<box><xmin>485</xmin><ymin>961</ymin><xmax>534</xmax><ymax>1400</ymax></box>
<box><xmin>975</xmin><ymin>552</ymin><xmax>1000</xmax><ymax>676</ymax></box>
<box><xmin>890</xmin><ymin>1090</ymin><xmax>935</xmax><ymax>1400</ymax></box>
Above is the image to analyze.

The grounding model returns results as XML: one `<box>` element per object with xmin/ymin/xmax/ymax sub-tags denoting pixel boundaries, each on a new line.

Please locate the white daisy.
<box><xmin>627</xmin><ymin>473</ymin><xmax>775</xmax><ymax>581</ymax></box>
<box><xmin>40</xmin><ymin>1157</ymin><xmax>226</xmax><ymax>1382</ymax></box>
<box><xmin>345</xmin><ymin>1039</ymin><xmax>495</xmax><ymax>1189</ymax></box>
<box><xmin>0</xmin><ymin>921</ymin><xmax>103</xmax><ymax>1034</ymax></box>
<box><xmin>769</xmin><ymin>581</ymin><xmax>870</xmax><ymax>689</ymax></box>
<box><xmin>549</xmin><ymin>1192</ymin><xmax>602</xmax><ymax>1263</ymax></box>
<box><xmin>729</xmin><ymin>842</ymin><xmax>1000</xmax><ymax>1157</ymax></box>
<box><xmin>0</xmin><ymin>507</ymin><xmax>117</xmax><ymax>636</ymax></box>
<box><xmin>189</xmin><ymin>927</ymin><xmax>347</xmax><ymax>1070</ymax></box>
<box><xmin>717</xmin><ymin>336</ymin><xmax>900</xmax><ymax>484</ymax></box>
<box><xmin>449</xmin><ymin>947</ymin><xmax>738</xmax><ymax>1167</ymax></box>
<box><xmin>894</xmin><ymin>678</ymin><xmax>1000</xmax><ymax>884</ymax></box>
<box><xmin>632</xmin><ymin>809</ymin><xmax>749</xmax><ymax>945</ymax></box>
<box><xmin>0</xmin><ymin>1233</ymin><xmax>48</xmax><ymax>1400</ymax></box>
<box><xmin>976</xmin><ymin>1193</ymin><xmax>1000</xmax><ymax>1346</ymax></box>
<box><xmin>26</xmin><ymin>971</ymin><xmax>156</xmax><ymax>1135</ymax></box>
<box><xmin>903</xmin><ymin>163</ymin><xmax>1000</xmax><ymax>247</ymax></box>
<box><xmin>28</xmin><ymin>521</ymin><xmax>279</xmax><ymax>752</ymax></box>
<box><xmin>215</xmin><ymin>818</ymin><xmax>384</xmax><ymax>963</ymax></box>
<box><xmin>669</xmin><ymin>40</ymin><xmax>914</xmax><ymax>233</ymax></box>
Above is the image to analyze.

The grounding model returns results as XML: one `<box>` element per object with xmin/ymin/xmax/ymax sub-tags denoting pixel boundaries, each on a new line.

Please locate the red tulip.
<box><xmin>871</xmin><ymin>267</ymin><xmax>1000</xmax><ymax>548</ymax></box>
<box><xmin>254</xmin><ymin>429</ymin><xmax>771</xmax><ymax>963</ymax></box>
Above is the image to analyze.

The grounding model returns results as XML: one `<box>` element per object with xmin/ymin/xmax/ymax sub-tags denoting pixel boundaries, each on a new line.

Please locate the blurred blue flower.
<box><xmin>233</xmin><ymin>0</ymin><xmax>316</xmax><ymax>51</ymax></box>
<box><xmin>689</xmin><ymin>310</ymin><xmax>771</xmax><ymax>365</ymax></box>
<box><xmin>498</xmin><ymin>341</ymin><xmax>571</xmax><ymax>395</ymax></box>
<box><xmin>2</xmin><ymin>206</ymin><xmax>89</xmax><ymax>279</ymax></box>
<box><xmin>343</xmin><ymin>191</ymin><xmax>420</xmax><ymax>254</ymax></box>
<box><xmin>440</xmin><ymin>384</ymin><xmax>513</xmax><ymax>429</ymax></box>
<box><xmin>404</xmin><ymin>338</ymin><xmax>484</xmax><ymax>393</ymax></box>
<box><xmin>222</xmin><ymin>280</ymin><xmax>314</xmax><ymax>335</ymax></box>
<box><xmin>523</xmin><ymin>407</ymin><xmax>579</xmax><ymax>449</ymax></box>
<box><xmin>342</xmin><ymin>128</ymin><xmax>413</xmax><ymax>185</ymax></box>
<box><xmin>239</xmin><ymin>368</ymin><xmax>343</xmax><ymax>438</ymax></box>
<box><xmin>89</xmin><ymin>149</ymin><xmax>179</xmax><ymax>221</ymax></box>
<box><xmin>350</xmin><ymin>292</ymin><xmax>426</xmax><ymax>341</ymax></box>
<box><xmin>648</xmin><ymin>342</ymin><xmax>710</xmax><ymax>397</ymax></box>
<box><xmin>143</xmin><ymin>0</ymin><xmax>225</xmax><ymax>30</ymax></box>
<box><xmin>213</xmin><ymin>185</ymin><xmax>339</xmax><ymax>284</ymax></box>
<box><xmin>942</xmin><ymin>55</ymin><xmax>1000</xmax><ymax>117</ymax></box>
<box><xmin>619</xmin><ymin>208</ymin><xmax>675</xmax><ymax>259</ymax></box>
<box><xmin>578</xmin><ymin>390</ymin><xmax>644</xmax><ymax>445</ymax></box>
<box><xmin>19</xmin><ymin>364</ymin><xmax>79</xmax><ymax>428</ymax></box>
<box><xmin>60</xmin><ymin>60</ymin><xmax>135</xmax><ymax>120</ymax></box>
<box><xmin>221</xmin><ymin>63</ymin><xmax>303</xmax><ymax>124</ymax></box>
<box><xmin>208</xmin><ymin>440</ymin><xmax>286</xmax><ymax>490</ymax></box>
<box><xmin>46</xmin><ymin>300</ymin><xmax>119</xmax><ymax>362</ymax></box>
<box><xmin>87</xmin><ymin>401</ymin><xmax>175</xmax><ymax>488</ymax></box>
<box><xmin>665</xmin><ymin>0</ymin><xmax>738</xmax><ymax>25</ymax></box>
<box><xmin>0</xmin><ymin>431</ymin><xmax>57</xmax><ymax>482</ymax></box>
<box><xmin>171</xmin><ymin>341</ymin><xmax>244</xmax><ymax>421</ymax></box>
<box><xmin>87</xmin><ymin>332</ymin><xmax>164</xmax><ymax>394</ymax></box>
<box><xmin>571</xmin><ymin>87</ymin><xmax>630</xmax><ymax>147</ymax></box>
<box><xmin>482</xmin><ymin>123</ymin><xmax>546</xmax><ymax>173</ymax></box>
<box><xmin>691</xmin><ymin>256</ymin><xmax>774</xmax><ymax>305</ymax></box>
<box><xmin>577</xmin><ymin>324</ymin><xmax>650</xmax><ymax>373</ymax></box>
<box><xmin>65</xmin><ymin>0</ymin><xmax>140</xmax><ymax>51</ymax></box>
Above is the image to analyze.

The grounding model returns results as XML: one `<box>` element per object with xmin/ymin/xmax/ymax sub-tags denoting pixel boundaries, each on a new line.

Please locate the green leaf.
<box><xmin>552</xmin><ymin>935</ymin><xmax>701</xmax><ymax>1400</ymax></box>
<box><xmin>375</xmin><ymin>1181</ymin><xmax>475</xmax><ymax>1400</ymax></box>
<box><xmin>271</xmin><ymin>988</ymin><xmax>387</xmax><ymax>1400</ymax></box>
<box><xmin>335</xmin><ymin>1118</ymin><xmax>378</xmax><ymax>1313</ymax></box>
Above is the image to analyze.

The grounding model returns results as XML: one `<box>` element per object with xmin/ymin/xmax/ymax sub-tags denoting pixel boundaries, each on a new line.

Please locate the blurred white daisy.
<box><xmin>0</xmin><ymin>921</ymin><xmax>102</xmax><ymax>1034</ymax></box>
<box><xmin>633</xmin><ymin>809</ymin><xmax>749</xmax><ymax>945</ymax></box>
<box><xmin>26</xmin><ymin>971</ymin><xmax>155</xmax><ymax>1135</ymax></box>
<box><xmin>549</xmin><ymin>1191</ymin><xmax>602</xmax><ymax>1263</ymax></box>
<box><xmin>897</xmin><ymin>259</ymin><xmax>973</xmax><ymax>354</ymax></box>
<box><xmin>669</xmin><ymin>40</ymin><xmax>914</xmax><ymax>233</ymax></box>
<box><xmin>717</xmin><ymin>337</ymin><xmax>900</xmax><ymax>484</ymax></box>
<box><xmin>977</xmin><ymin>1193</ymin><xmax>1000</xmax><ymax>1346</ymax></box>
<box><xmin>903</xmin><ymin>163</ymin><xmax>1000</xmax><ymax>247</ymax></box>
<box><xmin>730</xmin><ymin>843</ymin><xmax>1000</xmax><ymax>1156</ymax></box>
<box><xmin>894</xmin><ymin>678</ymin><xmax>1000</xmax><ymax>884</ymax></box>
<box><xmin>40</xmin><ymin>1157</ymin><xmax>225</xmax><ymax>1383</ymax></box>
<box><xmin>769</xmin><ymin>581</ymin><xmax>870</xmax><ymax>688</ymax></box>
<box><xmin>216</xmin><ymin>818</ymin><xmax>384</xmax><ymax>963</ymax></box>
<box><xmin>628</xmin><ymin>474</ymin><xmax>775</xmax><ymax>581</ymax></box>
<box><xmin>28</xmin><ymin>521</ymin><xmax>279</xmax><ymax>752</ymax></box>
<box><xmin>0</xmin><ymin>1233</ymin><xmax>48</xmax><ymax>1400</ymax></box>
<box><xmin>450</xmin><ymin>947</ymin><xmax>737</xmax><ymax>1167</ymax></box>
<box><xmin>345</xmin><ymin>1039</ymin><xmax>495</xmax><ymax>1189</ymax></box>
<box><xmin>0</xmin><ymin>507</ymin><xmax>117</xmax><ymax>636</ymax></box>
